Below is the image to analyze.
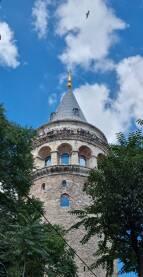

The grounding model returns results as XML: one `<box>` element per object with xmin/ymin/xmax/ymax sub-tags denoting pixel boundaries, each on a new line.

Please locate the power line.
<box><xmin>0</xmin><ymin>262</ymin><xmax>7</xmax><ymax>277</ymax></box>
<box><xmin>24</xmin><ymin>192</ymin><xmax>98</xmax><ymax>277</ymax></box>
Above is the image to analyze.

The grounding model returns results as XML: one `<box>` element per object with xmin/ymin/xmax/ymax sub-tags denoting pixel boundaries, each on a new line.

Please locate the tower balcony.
<box><xmin>34</xmin><ymin>126</ymin><xmax>107</xmax><ymax>150</ymax></box>
<box><xmin>33</xmin><ymin>164</ymin><xmax>90</xmax><ymax>180</ymax></box>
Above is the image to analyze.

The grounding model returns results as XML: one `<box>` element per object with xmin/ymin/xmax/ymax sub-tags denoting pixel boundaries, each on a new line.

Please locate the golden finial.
<box><xmin>67</xmin><ymin>70</ymin><xmax>72</xmax><ymax>90</ymax></box>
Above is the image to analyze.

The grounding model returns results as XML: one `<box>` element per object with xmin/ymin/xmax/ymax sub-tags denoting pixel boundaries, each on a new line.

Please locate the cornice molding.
<box><xmin>33</xmin><ymin>127</ymin><xmax>108</xmax><ymax>151</ymax></box>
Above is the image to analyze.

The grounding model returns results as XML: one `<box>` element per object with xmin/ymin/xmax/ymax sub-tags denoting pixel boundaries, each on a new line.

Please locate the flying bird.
<box><xmin>86</xmin><ymin>10</ymin><xmax>90</xmax><ymax>19</ymax></box>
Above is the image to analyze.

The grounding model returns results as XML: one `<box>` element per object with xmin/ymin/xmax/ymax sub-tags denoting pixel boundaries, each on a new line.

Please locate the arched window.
<box><xmin>73</xmin><ymin>107</ymin><xmax>79</xmax><ymax>116</ymax></box>
<box><xmin>41</xmin><ymin>183</ymin><xmax>45</xmax><ymax>190</ymax></box>
<box><xmin>97</xmin><ymin>153</ymin><xmax>105</xmax><ymax>164</ymax></box>
<box><xmin>58</xmin><ymin>143</ymin><xmax>72</xmax><ymax>165</ymax></box>
<box><xmin>79</xmin><ymin>155</ymin><xmax>86</xmax><ymax>166</ymax></box>
<box><xmin>60</xmin><ymin>194</ymin><xmax>70</xmax><ymax>207</ymax></box>
<box><xmin>50</xmin><ymin>112</ymin><xmax>56</xmax><ymax>121</ymax></box>
<box><xmin>79</xmin><ymin>146</ymin><xmax>91</xmax><ymax>167</ymax></box>
<box><xmin>45</xmin><ymin>156</ymin><xmax>51</xmax><ymax>167</ymax></box>
<box><xmin>62</xmin><ymin>180</ymin><xmax>67</xmax><ymax>187</ymax></box>
<box><xmin>38</xmin><ymin>146</ymin><xmax>51</xmax><ymax>167</ymax></box>
<box><xmin>61</xmin><ymin>153</ymin><xmax>69</xmax><ymax>165</ymax></box>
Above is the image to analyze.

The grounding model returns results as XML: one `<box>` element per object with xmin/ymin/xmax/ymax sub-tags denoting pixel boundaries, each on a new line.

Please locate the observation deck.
<box><xmin>33</xmin><ymin>164</ymin><xmax>90</xmax><ymax>180</ymax></box>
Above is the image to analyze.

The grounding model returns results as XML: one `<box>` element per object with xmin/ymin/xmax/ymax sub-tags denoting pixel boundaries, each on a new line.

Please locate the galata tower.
<box><xmin>31</xmin><ymin>72</ymin><xmax>108</xmax><ymax>277</ymax></box>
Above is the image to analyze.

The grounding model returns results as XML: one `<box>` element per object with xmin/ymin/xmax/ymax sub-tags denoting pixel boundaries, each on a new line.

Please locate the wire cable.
<box><xmin>0</xmin><ymin>262</ymin><xmax>7</xmax><ymax>277</ymax></box>
<box><xmin>24</xmin><ymin>192</ymin><xmax>98</xmax><ymax>277</ymax></box>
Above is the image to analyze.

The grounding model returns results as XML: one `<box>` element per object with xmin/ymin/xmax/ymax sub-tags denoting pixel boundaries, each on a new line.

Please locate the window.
<box><xmin>41</xmin><ymin>183</ymin><xmax>45</xmax><ymax>190</ymax></box>
<box><xmin>45</xmin><ymin>156</ymin><xmax>51</xmax><ymax>167</ymax></box>
<box><xmin>78</xmin><ymin>146</ymin><xmax>91</xmax><ymax>168</ymax></box>
<box><xmin>73</xmin><ymin>107</ymin><xmax>79</xmax><ymax>116</ymax></box>
<box><xmin>62</xmin><ymin>180</ymin><xmax>67</xmax><ymax>187</ymax></box>
<box><xmin>61</xmin><ymin>153</ymin><xmax>69</xmax><ymax>165</ymax></box>
<box><xmin>58</xmin><ymin>143</ymin><xmax>72</xmax><ymax>165</ymax></box>
<box><xmin>50</xmin><ymin>112</ymin><xmax>56</xmax><ymax>121</ymax></box>
<box><xmin>97</xmin><ymin>153</ymin><xmax>105</xmax><ymax>163</ymax></box>
<box><xmin>60</xmin><ymin>194</ymin><xmax>70</xmax><ymax>207</ymax></box>
<box><xmin>79</xmin><ymin>155</ymin><xmax>86</xmax><ymax>166</ymax></box>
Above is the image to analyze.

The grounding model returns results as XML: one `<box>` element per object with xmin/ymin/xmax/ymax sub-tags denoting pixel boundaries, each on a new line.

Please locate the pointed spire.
<box><xmin>50</xmin><ymin>71</ymin><xmax>87</xmax><ymax>123</ymax></box>
<box><xmin>67</xmin><ymin>70</ymin><xmax>72</xmax><ymax>90</ymax></box>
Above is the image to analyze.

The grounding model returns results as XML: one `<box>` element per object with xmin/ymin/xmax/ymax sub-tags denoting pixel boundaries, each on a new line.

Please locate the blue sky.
<box><xmin>0</xmin><ymin>1</ymin><xmax>143</xmax><ymax>275</ymax></box>
<box><xmin>118</xmin><ymin>261</ymin><xmax>137</xmax><ymax>277</ymax></box>
<box><xmin>0</xmin><ymin>0</ymin><xmax>143</xmax><ymax>143</ymax></box>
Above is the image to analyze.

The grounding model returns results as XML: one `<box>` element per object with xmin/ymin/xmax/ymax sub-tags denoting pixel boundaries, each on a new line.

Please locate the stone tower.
<box><xmin>31</xmin><ymin>73</ymin><xmax>108</xmax><ymax>277</ymax></box>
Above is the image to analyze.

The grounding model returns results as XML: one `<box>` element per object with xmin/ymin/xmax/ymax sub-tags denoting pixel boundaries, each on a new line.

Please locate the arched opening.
<box><xmin>61</xmin><ymin>153</ymin><xmax>69</xmax><ymax>165</ymax></box>
<box><xmin>50</xmin><ymin>112</ymin><xmax>56</xmax><ymax>121</ymax></box>
<box><xmin>61</xmin><ymin>180</ymin><xmax>67</xmax><ymax>187</ymax></box>
<box><xmin>58</xmin><ymin>143</ymin><xmax>72</xmax><ymax>165</ymax></box>
<box><xmin>97</xmin><ymin>153</ymin><xmax>105</xmax><ymax>164</ymax></box>
<box><xmin>38</xmin><ymin>146</ymin><xmax>51</xmax><ymax>167</ymax></box>
<box><xmin>45</xmin><ymin>156</ymin><xmax>51</xmax><ymax>167</ymax></box>
<box><xmin>73</xmin><ymin>107</ymin><xmax>79</xmax><ymax>116</ymax></box>
<box><xmin>79</xmin><ymin>155</ymin><xmax>86</xmax><ymax>166</ymax></box>
<box><xmin>60</xmin><ymin>194</ymin><xmax>70</xmax><ymax>207</ymax></box>
<box><xmin>78</xmin><ymin>145</ymin><xmax>91</xmax><ymax>167</ymax></box>
<box><xmin>41</xmin><ymin>183</ymin><xmax>45</xmax><ymax>190</ymax></box>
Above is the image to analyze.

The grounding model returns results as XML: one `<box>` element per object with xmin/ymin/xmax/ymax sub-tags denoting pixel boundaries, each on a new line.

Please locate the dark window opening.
<box><xmin>73</xmin><ymin>108</ymin><xmax>79</xmax><ymax>116</ymax></box>
<box><xmin>41</xmin><ymin>183</ymin><xmax>45</xmax><ymax>190</ymax></box>
<box><xmin>45</xmin><ymin>156</ymin><xmax>51</xmax><ymax>167</ymax></box>
<box><xmin>50</xmin><ymin>112</ymin><xmax>56</xmax><ymax>121</ymax></box>
<box><xmin>62</xmin><ymin>180</ymin><xmax>67</xmax><ymax>187</ymax></box>
<box><xmin>97</xmin><ymin>153</ymin><xmax>105</xmax><ymax>162</ymax></box>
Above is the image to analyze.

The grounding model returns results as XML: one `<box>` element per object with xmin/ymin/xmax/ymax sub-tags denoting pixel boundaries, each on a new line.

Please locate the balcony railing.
<box><xmin>33</xmin><ymin>164</ymin><xmax>90</xmax><ymax>179</ymax></box>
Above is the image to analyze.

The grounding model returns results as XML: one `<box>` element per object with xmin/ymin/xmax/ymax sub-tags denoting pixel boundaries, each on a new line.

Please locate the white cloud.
<box><xmin>58</xmin><ymin>72</ymin><xmax>67</xmax><ymax>85</ymax></box>
<box><xmin>115</xmin><ymin>55</ymin><xmax>143</xmax><ymax>128</ymax></box>
<box><xmin>0</xmin><ymin>22</ymin><xmax>19</xmax><ymax>68</ymax></box>
<box><xmin>48</xmin><ymin>93</ymin><xmax>57</xmax><ymax>106</ymax></box>
<box><xmin>75</xmin><ymin>83</ymin><xmax>120</xmax><ymax>142</ymax></box>
<box><xmin>56</xmin><ymin>0</ymin><xmax>126</xmax><ymax>68</ymax></box>
<box><xmin>32</xmin><ymin>0</ymin><xmax>50</xmax><ymax>39</ymax></box>
<box><xmin>94</xmin><ymin>58</ymin><xmax>116</xmax><ymax>73</ymax></box>
<box><xmin>74</xmin><ymin>55</ymin><xmax>143</xmax><ymax>142</ymax></box>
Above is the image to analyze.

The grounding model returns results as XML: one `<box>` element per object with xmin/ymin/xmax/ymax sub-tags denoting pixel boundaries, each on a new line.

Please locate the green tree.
<box><xmin>72</xmin><ymin>124</ymin><xmax>143</xmax><ymax>277</ymax></box>
<box><xmin>0</xmin><ymin>199</ymin><xmax>77</xmax><ymax>277</ymax></box>
<box><xmin>0</xmin><ymin>106</ymin><xmax>77</xmax><ymax>276</ymax></box>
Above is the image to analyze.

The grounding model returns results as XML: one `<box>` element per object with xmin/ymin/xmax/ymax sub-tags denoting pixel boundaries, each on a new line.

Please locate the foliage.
<box><xmin>0</xmin><ymin>199</ymin><xmax>77</xmax><ymax>277</ymax></box>
<box><xmin>71</xmin><ymin>122</ymin><xmax>143</xmax><ymax>276</ymax></box>
<box><xmin>0</xmin><ymin>105</ymin><xmax>77</xmax><ymax>277</ymax></box>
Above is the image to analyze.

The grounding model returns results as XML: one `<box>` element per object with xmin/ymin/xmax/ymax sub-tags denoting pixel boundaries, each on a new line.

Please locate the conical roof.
<box><xmin>50</xmin><ymin>90</ymin><xmax>87</xmax><ymax>122</ymax></box>
<box><xmin>50</xmin><ymin>76</ymin><xmax>87</xmax><ymax>123</ymax></box>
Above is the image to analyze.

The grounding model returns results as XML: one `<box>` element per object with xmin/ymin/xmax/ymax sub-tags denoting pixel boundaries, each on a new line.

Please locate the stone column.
<box><xmin>89</xmin><ymin>155</ymin><xmax>97</xmax><ymax>168</ymax></box>
<box><xmin>71</xmin><ymin>151</ymin><xmax>79</xmax><ymax>165</ymax></box>
<box><xmin>35</xmin><ymin>157</ymin><xmax>44</xmax><ymax>169</ymax></box>
<box><xmin>51</xmin><ymin>151</ymin><xmax>58</xmax><ymax>165</ymax></box>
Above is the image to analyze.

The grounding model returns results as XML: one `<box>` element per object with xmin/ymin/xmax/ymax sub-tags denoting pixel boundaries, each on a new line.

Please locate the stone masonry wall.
<box><xmin>31</xmin><ymin>173</ymin><xmax>107</xmax><ymax>277</ymax></box>
<box><xmin>31</xmin><ymin>120</ymin><xmax>111</xmax><ymax>277</ymax></box>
